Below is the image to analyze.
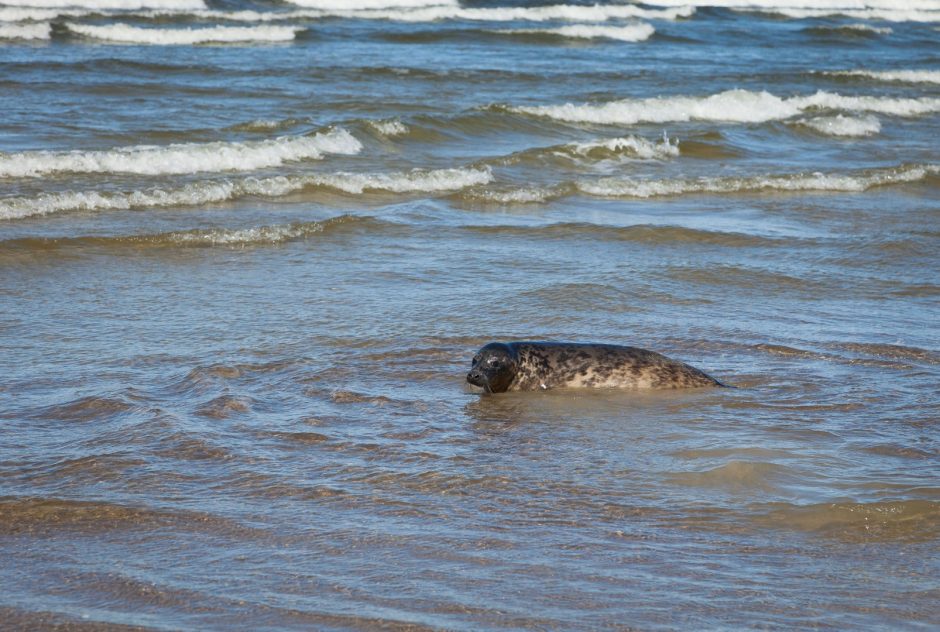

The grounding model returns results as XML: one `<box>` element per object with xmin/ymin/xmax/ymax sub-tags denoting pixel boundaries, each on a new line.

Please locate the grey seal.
<box><xmin>467</xmin><ymin>341</ymin><xmax>724</xmax><ymax>393</ymax></box>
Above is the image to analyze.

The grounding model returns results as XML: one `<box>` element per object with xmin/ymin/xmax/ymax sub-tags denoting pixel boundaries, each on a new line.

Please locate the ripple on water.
<box><xmin>667</xmin><ymin>460</ymin><xmax>803</xmax><ymax>495</ymax></box>
<box><xmin>195</xmin><ymin>394</ymin><xmax>254</xmax><ymax>419</ymax></box>
<box><xmin>0</xmin><ymin>497</ymin><xmax>254</xmax><ymax>537</ymax></box>
<box><xmin>28</xmin><ymin>395</ymin><xmax>136</xmax><ymax>423</ymax></box>
<box><xmin>751</xmin><ymin>500</ymin><xmax>940</xmax><ymax>543</ymax></box>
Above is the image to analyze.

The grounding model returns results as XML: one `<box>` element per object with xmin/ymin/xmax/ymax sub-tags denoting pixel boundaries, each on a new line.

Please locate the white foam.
<box><xmin>288</xmin><ymin>0</ymin><xmax>457</xmax><ymax>8</ymax></box>
<box><xmin>641</xmin><ymin>0</ymin><xmax>940</xmax><ymax>8</ymax></box>
<box><xmin>800</xmin><ymin>114</ymin><xmax>881</xmax><ymax>136</ymax></box>
<box><xmin>0</xmin><ymin>167</ymin><xmax>492</xmax><ymax>220</ymax></box>
<box><xmin>509</xmin><ymin>89</ymin><xmax>940</xmax><ymax>125</ymax></box>
<box><xmin>0</xmin><ymin>128</ymin><xmax>362</xmax><ymax>178</ymax></box>
<box><xmin>792</xmin><ymin>91</ymin><xmax>940</xmax><ymax>116</ymax></box>
<box><xmin>308</xmin><ymin>166</ymin><xmax>492</xmax><ymax>194</ymax></box>
<box><xmin>368</xmin><ymin>119</ymin><xmax>410</xmax><ymax>137</ymax></box>
<box><xmin>65</xmin><ymin>22</ymin><xmax>301</xmax><ymax>44</ymax></box>
<box><xmin>831</xmin><ymin>23</ymin><xmax>893</xmax><ymax>33</ymax></box>
<box><xmin>740</xmin><ymin>6</ymin><xmax>940</xmax><ymax>22</ymax></box>
<box><xmin>504</xmin><ymin>23</ymin><xmax>655</xmax><ymax>42</ymax></box>
<box><xmin>165</xmin><ymin>223</ymin><xmax>322</xmax><ymax>246</ymax></box>
<box><xmin>133</xmin><ymin>4</ymin><xmax>692</xmax><ymax>23</ymax></box>
<box><xmin>0</xmin><ymin>20</ymin><xmax>48</xmax><ymax>38</ymax></box>
<box><xmin>0</xmin><ymin>6</ymin><xmax>86</xmax><ymax>20</ymax></box>
<box><xmin>633</xmin><ymin>0</ymin><xmax>940</xmax><ymax>21</ymax></box>
<box><xmin>828</xmin><ymin>69</ymin><xmax>940</xmax><ymax>84</ymax></box>
<box><xmin>571</xmin><ymin>135</ymin><xmax>680</xmax><ymax>159</ymax></box>
<box><xmin>464</xmin><ymin>186</ymin><xmax>561</xmax><ymax>204</ymax></box>
<box><xmin>576</xmin><ymin>164</ymin><xmax>939</xmax><ymax>199</ymax></box>
<box><xmin>290</xmin><ymin>4</ymin><xmax>694</xmax><ymax>22</ymax></box>
<box><xmin>0</xmin><ymin>0</ymin><xmax>205</xmax><ymax>9</ymax></box>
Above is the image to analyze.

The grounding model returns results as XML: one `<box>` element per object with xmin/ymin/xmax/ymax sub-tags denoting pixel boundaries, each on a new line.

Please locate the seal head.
<box><xmin>467</xmin><ymin>342</ymin><xmax>517</xmax><ymax>393</ymax></box>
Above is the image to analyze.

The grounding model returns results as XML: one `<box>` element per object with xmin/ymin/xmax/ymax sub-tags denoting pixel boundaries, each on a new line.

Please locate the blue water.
<box><xmin>1</xmin><ymin>1</ymin><xmax>939</xmax><ymax>629</ymax></box>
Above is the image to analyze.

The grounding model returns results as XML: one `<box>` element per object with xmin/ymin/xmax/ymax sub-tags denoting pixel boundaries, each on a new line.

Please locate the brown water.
<box><xmin>2</xmin><ymin>0</ymin><xmax>940</xmax><ymax>629</ymax></box>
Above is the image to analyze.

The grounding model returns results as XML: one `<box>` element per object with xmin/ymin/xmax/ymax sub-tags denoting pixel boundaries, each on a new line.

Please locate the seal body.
<box><xmin>467</xmin><ymin>342</ymin><xmax>723</xmax><ymax>393</ymax></box>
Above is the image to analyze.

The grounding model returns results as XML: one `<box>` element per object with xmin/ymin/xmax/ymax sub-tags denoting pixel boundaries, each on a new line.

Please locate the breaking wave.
<box><xmin>798</xmin><ymin>114</ymin><xmax>881</xmax><ymax>137</ymax></box>
<box><xmin>577</xmin><ymin>164</ymin><xmax>939</xmax><ymax>198</ymax></box>
<box><xmin>288</xmin><ymin>0</ymin><xmax>457</xmax><ymax>9</ymax></box>
<box><xmin>285</xmin><ymin>3</ymin><xmax>694</xmax><ymax>22</ymax></box>
<box><xmin>0</xmin><ymin>21</ymin><xmax>49</xmax><ymax>39</ymax></box>
<box><xmin>1</xmin><ymin>216</ymin><xmax>386</xmax><ymax>250</ymax></box>
<box><xmin>640</xmin><ymin>0</ymin><xmax>940</xmax><ymax>22</ymax></box>
<box><xmin>569</xmin><ymin>134</ymin><xmax>680</xmax><ymax>160</ymax></box>
<box><xmin>0</xmin><ymin>167</ymin><xmax>492</xmax><ymax>220</ymax></box>
<box><xmin>0</xmin><ymin>0</ymin><xmax>205</xmax><ymax>9</ymax></box>
<box><xmin>501</xmin><ymin>23</ymin><xmax>655</xmax><ymax>42</ymax></box>
<box><xmin>0</xmin><ymin>128</ymin><xmax>361</xmax><ymax>178</ymax></box>
<box><xmin>505</xmin><ymin>89</ymin><xmax>940</xmax><ymax>125</ymax></box>
<box><xmin>827</xmin><ymin>69</ymin><xmax>940</xmax><ymax>85</ymax></box>
<box><xmin>367</xmin><ymin>119</ymin><xmax>410</xmax><ymax>137</ymax></box>
<box><xmin>804</xmin><ymin>23</ymin><xmax>894</xmax><ymax>36</ymax></box>
<box><xmin>64</xmin><ymin>23</ymin><xmax>302</xmax><ymax>44</ymax></box>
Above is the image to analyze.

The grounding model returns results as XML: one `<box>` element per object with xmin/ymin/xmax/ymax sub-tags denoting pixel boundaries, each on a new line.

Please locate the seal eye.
<box><xmin>488</xmin><ymin>358</ymin><xmax>500</xmax><ymax>368</ymax></box>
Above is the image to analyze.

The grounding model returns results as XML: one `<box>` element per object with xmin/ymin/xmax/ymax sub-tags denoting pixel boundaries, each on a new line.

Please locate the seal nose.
<box><xmin>467</xmin><ymin>369</ymin><xmax>483</xmax><ymax>385</ymax></box>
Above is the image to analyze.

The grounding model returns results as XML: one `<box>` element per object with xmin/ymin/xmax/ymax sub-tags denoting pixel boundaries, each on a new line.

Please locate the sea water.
<box><xmin>1</xmin><ymin>0</ymin><xmax>938</xmax><ymax>629</ymax></box>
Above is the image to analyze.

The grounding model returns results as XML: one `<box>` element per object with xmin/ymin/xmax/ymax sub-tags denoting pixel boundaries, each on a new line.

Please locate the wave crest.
<box><xmin>507</xmin><ymin>89</ymin><xmax>940</xmax><ymax>125</ymax></box>
<box><xmin>798</xmin><ymin>114</ymin><xmax>881</xmax><ymax>137</ymax></box>
<box><xmin>502</xmin><ymin>23</ymin><xmax>655</xmax><ymax>42</ymax></box>
<box><xmin>1</xmin><ymin>167</ymin><xmax>492</xmax><ymax>220</ymax></box>
<box><xmin>0</xmin><ymin>128</ymin><xmax>361</xmax><ymax>178</ymax></box>
<box><xmin>0</xmin><ymin>21</ymin><xmax>49</xmax><ymax>39</ymax></box>
<box><xmin>65</xmin><ymin>22</ymin><xmax>302</xmax><ymax>44</ymax></box>
<box><xmin>3</xmin><ymin>0</ymin><xmax>205</xmax><ymax>9</ymax></box>
<box><xmin>827</xmin><ymin>69</ymin><xmax>940</xmax><ymax>85</ymax></box>
<box><xmin>577</xmin><ymin>164</ymin><xmax>939</xmax><ymax>198</ymax></box>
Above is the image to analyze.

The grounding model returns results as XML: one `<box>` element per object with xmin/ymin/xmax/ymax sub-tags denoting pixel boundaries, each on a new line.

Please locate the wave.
<box><xmin>0</xmin><ymin>496</ymin><xmax>248</xmax><ymax>536</ymax></box>
<box><xmin>2</xmin><ymin>216</ymin><xmax>387</xmax><ymax>250</ymax></box>
<box><xmin>642</xmin><ymin>0</ymin><xmax>939</xmax><ymax>6</ymax></box>
<box><xmin>121</xmin><ymin>5</ymin><xmax>687</xmax><ymax>26</ymax></box>
<box><xmin>463</xmin><ymin>222</ymin><xmax>776</xmax><ymax>247</ymax></box>
<box><xmin>304</xmin><ymin>166</ymin><xmax>491</xmax><ymax>194</ymax></box>
<box><xmin>0</xmin><ymin>166</ymin><xmax>492</xmax><ymax>220</ymax></box>
<box><xmin>570</xmin><ymin>134</ymin><xmax>680</xmax><ymax>159</ymax></box>
<box><xmin>493</xmin><ymin>134</ymin><xmax>679</xmax><ymax>171</ymax></box>
<box><xmin>0</xmin><ymin>21</ymin><xmax>48</xmax><ymax>38</ymax></box>
<box><xmin>367</xmin><ymin>119</ymin><xmax>409</xmax><ymax>137</ymax></box>
<box><xmin>501</xmin><ymin>23</ymin><xmax>655</xmax><ymax>42</ymax></box>
<box><xmin>826</xmin><ymin>69</ymin><xmax>940</xmax><ymax>85</ymax></box>
<box><xmin>753</xmin><ymin>499</ymin><xmax>940</xmax><ymax>542</ymax></box>
<box><xmin>740</xmin><ymin>6</ymin><xmax>940</xmax><ymax>22</ymax></box>
<box><xmin>64</xmin><ymin>22</ymin><xmax>302</xmax><ymax>44</ymax></box>
<box><xmin>289</xmin><ymin>0</ymin><xmax>457</xmax><ymax>8</ymax></box>
<box><xmin>226</xmin><ymin>118</ymin><xmax>308</xmax><ymax>133</ymax></box>
<box><xmin>0</xmin><ymin>6</ymin><xmax>86</xmax><ymax>20</ymax></box>
<box><xmin>576</xmin><ymin>164</ymin><xmax>939</xmax><ymax>198</ymax></box>
<box><xmin>641</xmin><ymin>0</ymin><xmax>940</xmax><ymax>21</ymax></box>
<box><xmin>0</xmin><ymin>0</ymin><xmax>205</xmax><ymax>9</ymax></box>
<box><xmin>804</xmin><ymin>23</ymin><xmax>893</xmax><ymax>36</ymax></box>
<box><xmin>285</xmin><ymin>3</ymin><xmax>695</xmax><ymax>23</ymax></box>
<box><xmin>504</xmin><ymin>89</ymin><xmax>940</xmax><ymax>125</ymax></box>
<box><xmin>0</xmin><ymin>128</ymin><xmax>361</xmax><ymax>178</ymax></box>
<box><xmin>798</xmin><ymin>114</ymin><xmax>881</xmax><ymax>137</ymax></box>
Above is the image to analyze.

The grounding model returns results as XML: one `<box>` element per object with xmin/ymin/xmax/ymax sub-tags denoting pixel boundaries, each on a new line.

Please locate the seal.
<box><xmin>466</xmin><ymin>341</ymin><xmax>724</xmax><ymax>393</ymax></box>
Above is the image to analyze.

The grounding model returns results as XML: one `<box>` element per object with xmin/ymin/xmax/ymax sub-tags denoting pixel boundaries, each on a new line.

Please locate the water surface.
<box><xmin>1</xmin><ymin>0</ymin><xmax>939</xmax><ymax>629</ymax></box>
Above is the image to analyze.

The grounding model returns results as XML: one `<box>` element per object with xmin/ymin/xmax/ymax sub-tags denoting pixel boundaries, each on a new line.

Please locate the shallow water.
<box><xmin>1</xmin><ymin>0</ymin><xmax>939</xmax><ymax>629</ymax></box>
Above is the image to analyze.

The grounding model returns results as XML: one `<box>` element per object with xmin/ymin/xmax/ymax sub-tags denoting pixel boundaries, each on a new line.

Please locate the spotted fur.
<box><xmin>467</xmin><ymin>341</ymin><xmax>723</xmax><ymax>393</ymax></box>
